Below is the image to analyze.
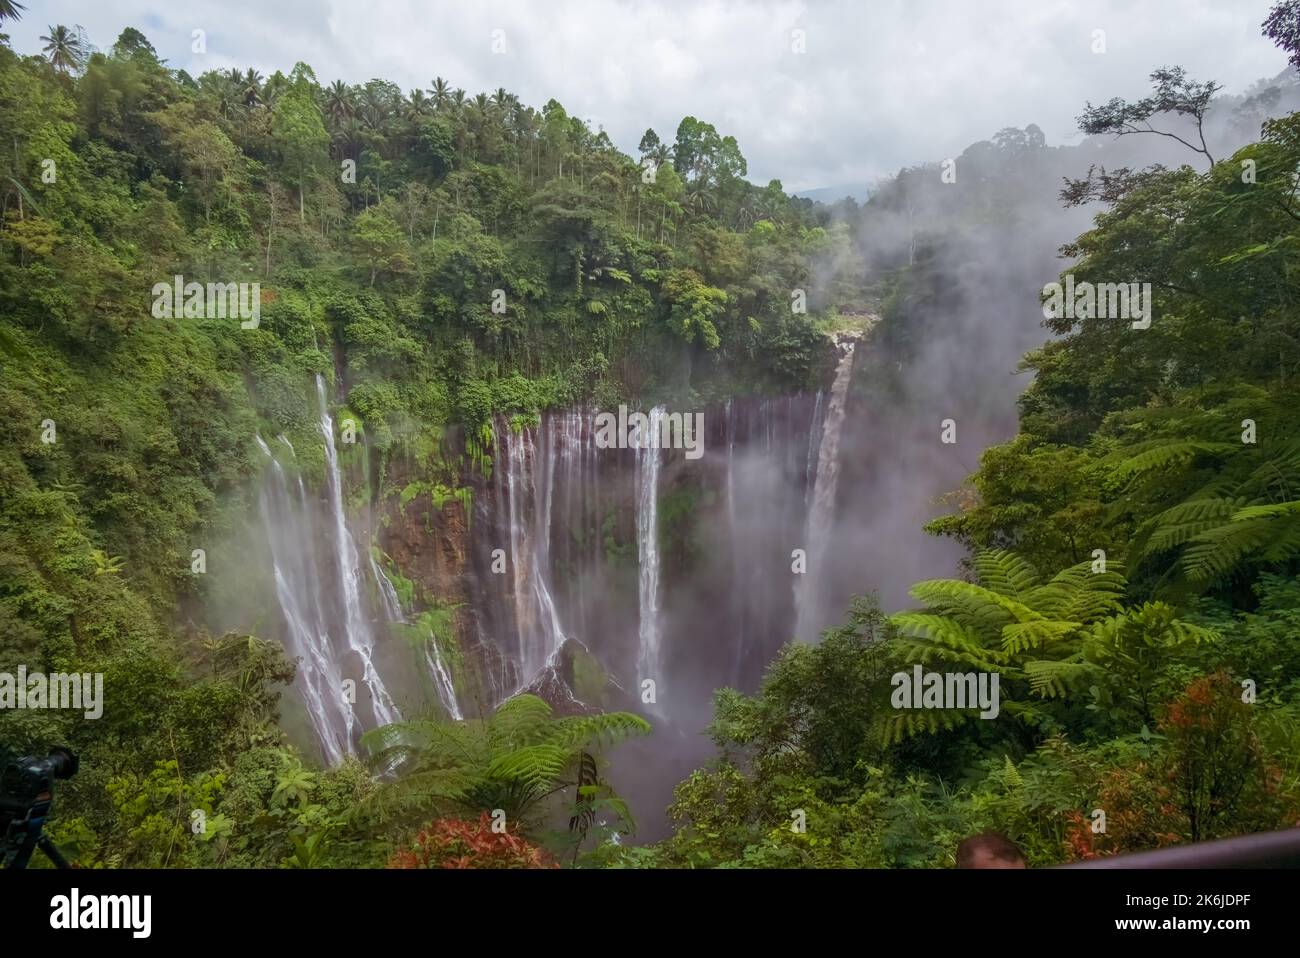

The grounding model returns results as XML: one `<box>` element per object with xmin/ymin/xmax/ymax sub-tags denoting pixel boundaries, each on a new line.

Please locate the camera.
<box><xmin>0</xmin><ymin>747</ymin><xmax>79</xmax><ymax>869</ymax></box>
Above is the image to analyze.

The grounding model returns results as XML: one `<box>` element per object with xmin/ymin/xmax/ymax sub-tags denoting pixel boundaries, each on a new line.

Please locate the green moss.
<box><xmin>570</xmin><ymin>644</ymin><xmax>611</xmax><ymax>708</ymax></box>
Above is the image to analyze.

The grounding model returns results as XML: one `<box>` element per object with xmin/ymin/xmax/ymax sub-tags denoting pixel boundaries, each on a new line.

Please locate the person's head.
<box><xmin>956</xmin><ymin>832</ymin><xmax>1027</xmax><ymax>869</ymax></box>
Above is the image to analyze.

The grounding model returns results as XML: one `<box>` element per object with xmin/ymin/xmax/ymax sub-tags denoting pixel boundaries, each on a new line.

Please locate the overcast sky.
<box><xmin>7</xmin><ymin>1</ymin><xmax>1290</xmax><ymax>191</ymax></box>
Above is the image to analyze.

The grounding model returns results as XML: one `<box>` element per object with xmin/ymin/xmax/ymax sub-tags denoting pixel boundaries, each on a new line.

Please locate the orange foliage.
<box><xmin>386</xmin><ymin>813</ymin><xmax>558</xmax><ymax>870</ymax></box>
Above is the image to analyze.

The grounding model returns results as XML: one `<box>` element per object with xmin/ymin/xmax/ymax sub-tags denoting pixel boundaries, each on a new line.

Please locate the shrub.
<box><xmin>385</xmin><ymin>813</ymin><xmax>557</xmax><ymax>869</ymax></box>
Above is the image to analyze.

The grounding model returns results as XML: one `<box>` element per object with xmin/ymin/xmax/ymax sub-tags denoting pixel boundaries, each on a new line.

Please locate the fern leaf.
<box><xmin>1023</xmin><ymin>658</ymin><xmax>1095</xmax><ymax>698</ymax></box>
<box><xmin>1001</xmin><ymin>619</ymin><xmax>1081</xmax><ymax>656</ymax></box>
<box><xmin>1109</xmin><ymin>440</ymin><xmax>1236</xmax><ymax>484</ymax></box>
<box><xmin>971</xmin><ymin>549</ymin><xmax>1041</xmax><ymax>598</ymax></box>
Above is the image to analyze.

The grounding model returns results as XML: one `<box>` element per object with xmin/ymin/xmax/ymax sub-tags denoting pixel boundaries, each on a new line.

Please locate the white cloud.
<box><xmin>8</xmin><ymin>0</ymin><xmax>1289</xmax><ymax>190</ymax></box>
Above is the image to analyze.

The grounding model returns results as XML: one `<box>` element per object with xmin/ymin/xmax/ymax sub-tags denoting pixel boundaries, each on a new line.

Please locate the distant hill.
<box><xmin>792</xmin><ymin>183</ymin><xmax>876</xmax><ymax>204</ymax></box>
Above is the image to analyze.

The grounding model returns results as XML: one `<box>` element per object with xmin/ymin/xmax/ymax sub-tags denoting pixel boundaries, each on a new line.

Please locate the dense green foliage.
<box><xmin>0</xmin><ymin>23</ymin><xmax>860</xmax><ymax>867</ymax></box>
<box><xmin>600</xmin><ymin>18</ymin><xmax>1300</xmax><ymax>869</ymax></box>
<box><xmin>3</xmin><ymin>8</ymin><xmax>1299</xmax><ymax>870</ymax></box>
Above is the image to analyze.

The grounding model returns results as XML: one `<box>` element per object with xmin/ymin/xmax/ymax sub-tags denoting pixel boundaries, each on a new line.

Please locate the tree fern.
<box><xmin>886</xmin><ymin>550</ymin><xmax>1134</xmax><ymax>743</ymax></box>
<box><xmin>1002</xmin><ymin>619</ymin><xmax>1080</xmax><ymax>656</ymax></box>
<box><xmin>971</xmin><ymin>549</ymin><xmax>1041</xmax><ymax>599</ymax></box>
<box><xmin>1023</xmin><ymin>560</ymin><xmax>1126</xmax><ymax>621</ymax></box>
<box><xmin>908</xmin><ymin>578</ymin><xmax>1042</xmax><ymax>626</ymax></box>
<box><xmin>881</xmin><ymin>707</ymin><xmax>976</xmax><ymax>745</ymax></box>
<box><xmin>363</xmin><ymin>694</ymin><xmax>649</xmax><ymax>827</ymax></box>
<box><xmin>1136</xmin><ymin>497</ymin><xmax>1245</xmax><ymax>560</ymax></box>
<box><xmin>1107</xmin><ymin>439</ymin><xmax>1235</xmax><ymax>482</ymax></box>
<box><xmin>1023</xmin><ymin>657</ymin><xmax>1095</xmax><ymax>698</ymax></box>
<box><xmin>1179</xmin><ymin>516</ymin><xmax>1286</xmax><ymax>584</ymax></box>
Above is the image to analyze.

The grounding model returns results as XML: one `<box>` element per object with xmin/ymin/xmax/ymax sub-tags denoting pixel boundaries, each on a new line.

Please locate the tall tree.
<box><xmin>1263</xmin><ymin>0</ymin><xmax>1300</xmax><ymax>69</ymax></box>
<box><xmin>271</xmin><ymin>66</ymin><xmax>329</xmax><ymax>221</ymax></box>
<box><xmin>1077</xmin><ymin>66</ymin><xmax>1222</xmax><ymax>167</ymax></box>
<box><xmin>428</xmin><ymin>76</ymin><xmax>451</xmax><ymax>109</ymax></box>
<box><xmin>40</xmin><ymin>24</ymin><xmax>82</xmax><ymax>74</ymax></box>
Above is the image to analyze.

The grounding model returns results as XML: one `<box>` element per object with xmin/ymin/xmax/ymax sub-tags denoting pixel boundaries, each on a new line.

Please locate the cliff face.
<box><xmin>381</xmin><ymin>482</ymin><xmax>470</xmax><ymax>615</ymax></box>
<box><xmin>369</xmin><ymin>361</ymin><xmax>856</xmax><ymax>724</ymax></box>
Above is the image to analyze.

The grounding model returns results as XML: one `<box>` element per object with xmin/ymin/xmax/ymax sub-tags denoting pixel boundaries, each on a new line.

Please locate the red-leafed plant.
<box><xmin>386</xmin><ymin>813</ymin><xmax>558</xmax><ymax>869</ymax></box>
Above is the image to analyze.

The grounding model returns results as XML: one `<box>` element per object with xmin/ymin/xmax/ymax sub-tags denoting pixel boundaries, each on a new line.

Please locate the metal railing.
<box><xmin>1057</xmin><ymin>827</ymin><xmax>1300</xmax><ymax>868</ymax></box>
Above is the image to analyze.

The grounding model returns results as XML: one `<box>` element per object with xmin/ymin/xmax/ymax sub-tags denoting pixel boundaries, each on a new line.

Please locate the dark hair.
<box><xmin>956</xmin><ymin>832</ymin><xmax>1026</xmax><ymax>868</ymax></box>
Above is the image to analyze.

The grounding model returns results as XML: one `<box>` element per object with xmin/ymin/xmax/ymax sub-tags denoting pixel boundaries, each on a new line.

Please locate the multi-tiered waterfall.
<box><xmin>255</xmin><ymin>376</ymin><xmax>408</xmax><ymax>763</ymax></box>
<box><xmin>255</xmin><ymin>433</ymin><xmax>352</xmax><ymax>764</ymax></box>
<box><xmin>254</xmin><ymin>356</ymin><xmax>858</xmax><ymax>764</ymax></box>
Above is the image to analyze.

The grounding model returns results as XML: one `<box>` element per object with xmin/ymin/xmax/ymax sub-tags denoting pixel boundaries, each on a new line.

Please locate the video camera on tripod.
<box><xmin>0</xmin><ymin>747</ymin><xmax>78</xmax><ymax>869</ymax></box>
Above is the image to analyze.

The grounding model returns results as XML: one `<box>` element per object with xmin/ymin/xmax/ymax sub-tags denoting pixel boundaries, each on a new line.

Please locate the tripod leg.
<box><xmin>37</xmin><ymin>834</ymin><xmax>71</xmax><ymax>869</ymax></box>
<box><xmin>7</xmin><ymin>826</ymin><xmax>40</xmax><ymax>869</ymax></box>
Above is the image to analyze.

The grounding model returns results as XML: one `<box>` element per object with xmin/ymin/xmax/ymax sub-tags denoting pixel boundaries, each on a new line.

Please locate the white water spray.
<box><xmin>316</xmin><ymin>375</ymin><xmax>400</xmax><ymax>727</ymax></box>
<box><xmin>636</xmin><ymin>406</ymin><xmax>666</xmax><ymax>694</ymax></box>
<box><xmin>794</xmin><ymin>342</ymin><xmax>857</xmax><ymax>641</ymax></box>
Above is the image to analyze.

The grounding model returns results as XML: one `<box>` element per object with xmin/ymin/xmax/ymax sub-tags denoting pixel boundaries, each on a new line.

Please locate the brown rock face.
<box><xmin>381</xmin><ymin>487</ymin><xmax>469</xmax><ymax>612</ymax></box>
<box><xmin>375</xmin><ymin>453</ymin><xmax>515</xmax><ymax>718</ymax></box>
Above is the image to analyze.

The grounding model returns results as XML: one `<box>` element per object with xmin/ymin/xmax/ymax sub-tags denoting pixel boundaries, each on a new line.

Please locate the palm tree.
<box><xmin>647</xmin><ymin>141</ymin><xmax>672</xmax><ymax>174</ymax></box>
<box><xmin>261</xmin><ymin>72</ymin><xmax>287</xmax><ymax>109</ymax></box>
<box><xmin>332</xmin><ymin>118</ymin><xmax>364</xmax><ymax>160</ymax></box>
<box><xmin>360</xmin><ymin>86</ymin><xmax>389</xmax><ymax>132</ymax></box>
<box><xmin>213</xmin><ymin>77</ymin><xmax>242</xmax><ymax>120</ymax></box>
<box><xmin>685</xmin><ymin>183</ymin><xmax>716</xmax><ymax>216</ymax></box>
<box><xmin>40</xmin><ymin>24</ymin><xmax>82</xmax><ymax>73</ymax></box>
<box><xmin>323</xmin><ymin>79</ymin><xmax>354</xmax><ymax>126</ymax></box>
<box><xmin>428</xmin><ymin>76</ymin><xmax>451</xmax><ymax>110</ymax></box>
<box><xmin>404</xmin><ymin>89</ymin><xmax>431</xmax><ymax>122</ymax></box>
<box><xmin>241</xmin><ymin>69</ymin><xmax>263</xmax><ymax>108</ymax></box>
<box><xmin>491</xmin><ymin>87</ymin><xmax>513</xmax><ymax>111</ymax></box>
<box><xmin>0</xmin><ymin>1</ymin><xmax>26</xmax><ymax>24</ymax></box>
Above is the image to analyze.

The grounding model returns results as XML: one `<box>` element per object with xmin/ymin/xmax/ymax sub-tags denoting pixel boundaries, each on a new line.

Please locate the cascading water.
<box><xmin>370</xmin><ymin>554</ymin><xmax>404</xmax><ymax>622</ymax></box>
<box><xmin>804</xmin><ymin>390</ymin><xmax>825</xmax><ymax>507</ymax></box>
<box><xmin>255</xmin><ymin>376</ymin><xmax>847</xmax><ymax>754</ymax></box>
<box><xmin>500</xmin><ymin>420</ymin><xmax>570</xmax><ymax>687</ymax></box>
<box><xmin>370</xmin><ymin>556</ymin><xmax>463</xmax><ymax>722</ymax></box>
<box><xmin>635</xmin><ymin>406</ymin><xmax>666</xmax><ymax>692</ymax></box>
<box><xmin>316</xmin><ymin>375</ymin><xmax>401</xmax><ymax>727</ymax></box>
<box><xmin>424</xmin><ymin>642</ymin><xmax>463</xmax><ymax>721</ymax></box>
<box><xmin>253</xmin><ymin>376</ymin><xmax>420</xmax><ymax>765</ymax></box>
<box><xmin>255</xmin><ymin>435</ymin><xmax>351</xmax><ymax>765</ymax></box>
<box><xmin>794</xmin><ymin>340</ymin><xmax>858</xmax><ymax>641</ymax></box>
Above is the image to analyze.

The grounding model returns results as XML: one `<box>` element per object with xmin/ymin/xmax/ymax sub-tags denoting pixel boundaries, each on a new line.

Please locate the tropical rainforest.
<box><xmin>2</xmin><ymin>2</ymin><xmax>1300</xmax><ymax>870</ymax></box>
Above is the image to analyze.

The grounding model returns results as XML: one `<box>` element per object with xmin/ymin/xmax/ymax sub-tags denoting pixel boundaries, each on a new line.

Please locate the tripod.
<box><xmin>3</xmin><ymin>793</ymin><xmax>72</xmax><ymax>869</ymax></box>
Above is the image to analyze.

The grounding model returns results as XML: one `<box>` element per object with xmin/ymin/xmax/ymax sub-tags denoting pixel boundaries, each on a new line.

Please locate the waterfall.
<box><xmin>370</xmin><ymin>556</ymin><xmax>463</xmax><ymax>722</ymax></box>
<box><xmin>794</xmin><ymin>341</ymin><xmax>857</xmax><ymax>641</ymax></box>
<box><xmin>635</xmin><ymin>406</ymin><xmax>666</xmax><ymax>690</ymax></box>
<box><xmin>316</xmin><ymin>375</ymin><xmax>400</xmax><ymax>727</ymax></box>
<box><xmin>725</xmin><ymin>400</ymin><xmax>746</xmax><ymax>685</ymax></box>
<box><xmin>424</xmin><ymin>641</ymin><xmax>463</xmax><ymax>721</ymax></box>
<box><xmin>255</xmin><ymin>436</ymin><xmax>351</xmax><ymax>765</ymax></box>
<box><xmin>253</xmin><ymin>377</ymin><xmax>416</xmax><ymax>764</ymax></box>
<box><xmin>370</xmin><ymin>554</ymin><xmax>403</xmax><ymax>622</ymax></box>
<box><xmin>501</xmin><ymin>420</ymin><xmax>569</xmax><ymax>687</ymax></box>
<box><xmin>460</xmin><ymin>395</ymin><xmax>830</xmax><ymax>713</ymax></box>
<box><xmin>804</xmin><ymin>390</ymin><xmax>825</xmax><ymax>507</ymax></box>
